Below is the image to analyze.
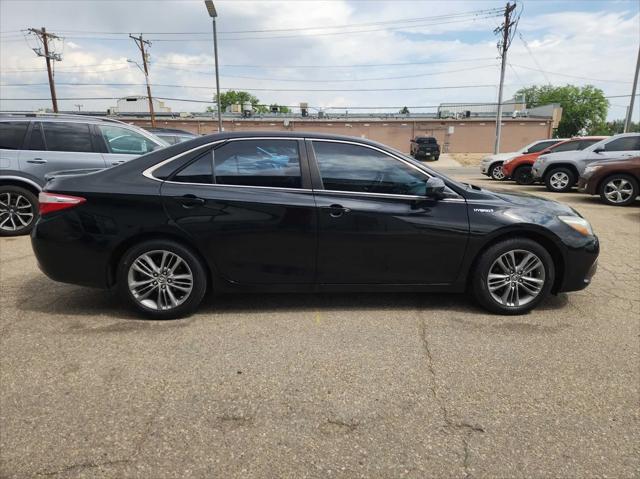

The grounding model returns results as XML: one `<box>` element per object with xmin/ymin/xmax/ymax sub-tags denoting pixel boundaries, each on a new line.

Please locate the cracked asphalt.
<box><xmin>1</xmin><ymin>169</ymin><xmax>639</xmax><ymax>478</ymax></box>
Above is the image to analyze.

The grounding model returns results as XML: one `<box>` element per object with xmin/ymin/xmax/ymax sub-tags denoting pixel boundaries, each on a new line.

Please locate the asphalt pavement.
<box><xmin>1</xmin><ymin>168</ymin><xmax>638</xmax><ymax>478</ymax></box>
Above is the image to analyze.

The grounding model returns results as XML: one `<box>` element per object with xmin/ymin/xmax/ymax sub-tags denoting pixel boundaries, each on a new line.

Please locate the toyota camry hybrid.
<box><xmin>31</xmin><ymin>132</ymin><xmax>599</xmax><ymax>319</ymax></box>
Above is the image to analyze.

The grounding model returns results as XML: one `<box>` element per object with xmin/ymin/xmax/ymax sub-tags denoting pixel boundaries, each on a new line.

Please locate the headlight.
<box><xmin>537</xmin><ymin>156</ymin><xmax>547</xmax><ymax>164</ymax></box>
<box><xmin>558</xmin><ymin>215</ymin><xmax>594</xmax><ymax>236</ymax></box>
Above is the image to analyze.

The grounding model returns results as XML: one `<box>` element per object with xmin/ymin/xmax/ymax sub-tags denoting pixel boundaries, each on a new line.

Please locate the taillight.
<box><xmin>38</xmin><ymin>192</ymin><xmax>86</xmax><ymax>215</ymax></box>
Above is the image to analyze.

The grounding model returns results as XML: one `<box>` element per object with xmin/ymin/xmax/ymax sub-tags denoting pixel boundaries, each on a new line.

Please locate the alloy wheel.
<box><xmin>0</xmin><ymin>192</ymin><xmax>35</xmax><ymax>232</ymax></box>
<box><xmin>127</xmin><ymin>250</ymin><xmax>194</xmax><ymax>311</ymax></box>
<box><xmin>603</xmin><ymin>178</ymin><xmax>634</xmax><ymax>204</ymax></box>
<box><xmin>491</xmin><ymin>165</ymin><xmax>505</xmax><ymax>180</ymax></box>
<box><xmin>487</xmin><ymin>249</ymin><xmax>545</xmax><ymax>307</ymax></box>
<box><xmin>549</xmin><ymin>171</ymin><xmax>570</xmax><ymax>190</ymax></box>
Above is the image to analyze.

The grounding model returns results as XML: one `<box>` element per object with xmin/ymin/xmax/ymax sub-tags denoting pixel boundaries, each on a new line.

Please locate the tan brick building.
<box><xmin>127</xmin><ymin>117</ymin><xmax>556</xmax><ymax>154</ymax></box>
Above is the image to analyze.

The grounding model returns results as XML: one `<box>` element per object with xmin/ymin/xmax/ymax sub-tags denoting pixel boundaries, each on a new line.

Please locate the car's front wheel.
<box><xmin>488</xmin><ymin>163</ymin><xmax>505</xmax><ymax>181</ymax></box>
<box><xmin>0</xmin><ymin>185</ymin><xmax>38</xmax><ymax>237</ymax></box>
<box><xmin>544</xmin><ymin>167</ymin><xmax>575</xmax><ymax>192</ymax></box>
<box><xmin>118</xmin><ymin>240</ymin><xmax>208</xmax><ymax>319</ymax></box>
<box><xmin>513</xmin><ymin>165</ymin><xmax>535</xmax><ymax>185</ymax></box>
<box><xmin>599</xmin><ymin>174</ymin><xmax>638</xmax><ymax>206</ymax></box>
<box><xmin>472</xmin><ymin>238</ymin><xmax>554</xmax><ymax>315</ymax></box>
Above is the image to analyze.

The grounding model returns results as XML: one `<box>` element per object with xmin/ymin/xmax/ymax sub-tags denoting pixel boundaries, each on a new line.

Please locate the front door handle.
<box><xmin>179</xmin><ymin>194</ymin><xmax>205</xmax><ymax>208</ymax></box>
<box><xmin>26</xmin><ymin>158</ymin><xmax>47</xmax><ymax>164</ymax></box>
<box><xmin>111</xmin><ymin>160</ymin><xmax>126</xmax><ymax>166</ymax></box>
<box><xmin>324</xmin><ymin>204</ymin><xmax>351</xmax><ymax>218</ymax></box>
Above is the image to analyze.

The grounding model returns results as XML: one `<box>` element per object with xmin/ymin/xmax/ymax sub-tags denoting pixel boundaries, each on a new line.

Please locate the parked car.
<box><xmin>410</xmin><ymin>136</ymin><xmax>440</xmax><ymax>161</ymax></box>
<box><xmin>145</xmin><ymin>127</ymin><xmax>198</xmax><ymax>145</ymax></box>
<box><xmin>0</xmin><ymin>113</ymin><xmax>167</xmax><ymax>236</ymax></box>
<box><xmin>532</xmin><ymin>133</ymin><xmax>640</xmax><ymax>193</ymax></box>
<box><xmin>578</xmin><ymin>156</ymin><xmax>640</xmax><ymax>206</ymax></box>
<box><xmin>480</xmin><ymin>138</ymin><xmax>564</xmax><ymax>181</ymax></box>
<box><xmin>32</xmin><ymin>132</ymin><xmax>599</xmax><ymax>319</ymax></box>
<box><xmin>502</xmin><ymin>136</ymin><xmax>607</xmax><ymax>185</ymax></box>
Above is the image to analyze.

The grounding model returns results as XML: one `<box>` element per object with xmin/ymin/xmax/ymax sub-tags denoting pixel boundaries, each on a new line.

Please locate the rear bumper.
<box><xmin>557</xmin><ymin>235</ymin><xmax>599</xmax><ymax>293</ymax></box>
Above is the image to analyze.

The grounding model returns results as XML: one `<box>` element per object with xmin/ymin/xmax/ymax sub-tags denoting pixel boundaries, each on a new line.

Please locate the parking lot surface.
<box><xmin>1</xmin><ymin>169</ymin><xmax>638</xmax><ymax>478</ymax></box>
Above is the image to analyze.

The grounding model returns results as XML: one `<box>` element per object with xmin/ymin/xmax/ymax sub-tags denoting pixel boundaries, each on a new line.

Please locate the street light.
<box><xmin>204</xmin><ymin>0</ymin><xmax>223</xmax><ymax>132</ymax></box>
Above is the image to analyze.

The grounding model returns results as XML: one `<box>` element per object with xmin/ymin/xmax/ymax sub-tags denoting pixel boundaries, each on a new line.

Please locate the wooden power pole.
<box><xmin>28</xmin><ymin>27</ymin><xmax>61</xmax><ymax>112</ymax></box>
<box><xmin>129</xmin><ymin>34</ymin><xmax>156</xmax><ymax>127</ymax></box>
<box><xmin>493</xmin><ymin>2</ymin><xmax>518</xmax><ymax>154</ymax></box>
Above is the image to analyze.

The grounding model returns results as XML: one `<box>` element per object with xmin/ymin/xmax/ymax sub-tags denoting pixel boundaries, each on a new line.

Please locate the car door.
<box><xmin>308</xmin><ymin>139</ymin><xmax>469</xmax><ymax>285</ymax></box>
<box><xmin>96</xmin><ymin>124</ymin><xmax>163</xmax><ymax>166</ymax></box>
<box><xmin>590</xmin><ymin>135</ymin><xmax>640</xmax><ymax>163</ymax></box>
<box><xmin>19</xmin><ymin>121</ymin><xmax>107</xmax><ymax>182</ymax></box>
<box><xmin>0</xmin><ymin>121</ymin><xmax>29</xmax><ymax>176</ymax></box>
<box><xmin>160</xmin><ymin>138</ymin><xmax>318</xmax><ymax>285</ymax></box>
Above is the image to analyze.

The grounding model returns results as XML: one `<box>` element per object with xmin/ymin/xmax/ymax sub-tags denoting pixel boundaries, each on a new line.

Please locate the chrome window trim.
<box><xmin>142</xmin><ymin>136</ymin><xmax>464</xmax><ymax>201</ymax></box>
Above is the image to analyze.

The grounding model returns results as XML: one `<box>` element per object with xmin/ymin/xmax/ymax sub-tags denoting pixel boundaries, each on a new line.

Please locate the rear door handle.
<box><xmin>324</xmin><ymin>204</ymin><xmax>351</xmax><ymax>218</ymax></box>
<box><xmin>111</xmin><ymin>160</ymin><xmax>126</xmax><ymax>166</ymax></box>
<box><xmin>26</xmin><ymin>158</ymin><xmax>47</xmax><ymax>164</ymax></box>
<box><xmin>179</xmin><ymin>194</ymin><xmax>205</xmax><ymax>208</ymax></box>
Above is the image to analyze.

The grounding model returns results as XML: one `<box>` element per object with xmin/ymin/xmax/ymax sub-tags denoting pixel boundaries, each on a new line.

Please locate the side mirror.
<box><xmin>593</xmin><ymin>146</ymin><xmax>605</xmax><ymax>154</ymax></box>
<box><xmin>425</xmin><ymin>177</ymin><xmax>446</xmax><ymax>198</ymax></box>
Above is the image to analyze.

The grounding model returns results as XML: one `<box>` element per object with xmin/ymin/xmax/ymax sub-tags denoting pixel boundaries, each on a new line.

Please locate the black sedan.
<box><xmin>31</xmin><ymin>132</ymin><xmax>599</xmax><ymax>319</ymax></box>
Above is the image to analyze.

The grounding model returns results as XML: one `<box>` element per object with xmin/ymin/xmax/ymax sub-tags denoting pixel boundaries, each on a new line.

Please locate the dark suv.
<box><xmin>410</xmin><ymin>136</ymin><xmax>440</xmax><ymax>161</ymax></box>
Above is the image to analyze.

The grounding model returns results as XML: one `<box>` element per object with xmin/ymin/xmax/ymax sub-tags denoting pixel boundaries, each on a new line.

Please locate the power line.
<box><xmin>509</xmin><ymin>63</ymin><xmax>633</xmax><ymax>84</ymax></box>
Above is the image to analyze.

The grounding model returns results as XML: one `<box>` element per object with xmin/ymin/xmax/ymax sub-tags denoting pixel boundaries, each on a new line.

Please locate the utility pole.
<box><xmin>493</xmin><ymin>2</ymin><xmax>518</xmax><ymax>154</ymax></box>
<box><xmin>129</xmin><ymin>34</ymin><xmax>156</xmax><ymax>128</ymax></box>
<box><xmin>74</xmin><ymin>104</ymin><xmax>83</xmax><ymax>112</ymax></box>
<box><xmin>204</xmin><ymin>0</ymin><xmax>223</xmax><ymax>132</ymax></box>
<box><xmin>624</xmin><ymin>45</ymin><xmax>639</xmax><ymax>133</ymax></box>
<box><xmin>28</xmin><ymin>27</ymin><xmax>61</xmax><ymax>113</ymax></box>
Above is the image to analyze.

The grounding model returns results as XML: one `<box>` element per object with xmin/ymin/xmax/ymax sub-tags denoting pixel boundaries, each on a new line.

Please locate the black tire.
<box><xmin>544</xmin><ymin>167</ymin><xmax>576</xmax><ymax>192</ymax></box>
<box><xmin>513</xmin><ymin>165</ymin><xmax>535</xmax><ymax>185</ymax></box>
<box><xmin>117</xmin><ymin>239</ymin><xmax>207</xmax><ymax>319</ymax></box>
<box><xmin>434</xmin><ymin>154</ymin><xmax>440</xmax><ymax>161</ymax></box>
<box><xmin>598</xmin><ymin>173</ymin><xmax>638</xmax><ymax>206</ymax></box>
<box><xmin>471</xmin><ymin>238</ymin><xmax>555</xmax><ymax>315</ymax></box>
<box><xmin>0</xmin><ymin>185</ymin><xmax>39</xmax><ymax>237</ymax></box>
<box><xmin>488</xmin><ymin>162</ymin><xmax>505</xmax><ymax>181</ymax></box>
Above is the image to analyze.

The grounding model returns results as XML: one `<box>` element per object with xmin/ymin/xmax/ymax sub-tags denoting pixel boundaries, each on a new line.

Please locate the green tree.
<box><xmin>399</xmin><ymin>106</ymin><xmax>410</xmax><ymax>115</ymax></box>
<box><xmin>207</xmin><ymin>90</ymin><xmax>267</xmax><ymax>113</ymax></box>
<box><xmin>516</xmin><ymin>84</ymin><xmax>608</xmax><ymax>137</ymax></box>
<box><xmin>588</xmin><ymin>119</ymin><xmax>640</xmax><ymax>135</ymax></box>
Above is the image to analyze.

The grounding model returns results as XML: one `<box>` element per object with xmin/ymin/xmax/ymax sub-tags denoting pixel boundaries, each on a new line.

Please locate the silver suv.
<box><xmin>532</xmin><ymin>133</ymin><xmax>640</xmax><ymax>192</ymax></box>
<box><xmin>0</xmin><ymin>113</ymin><xmax>167</xmax><ymax>236</ymax></box>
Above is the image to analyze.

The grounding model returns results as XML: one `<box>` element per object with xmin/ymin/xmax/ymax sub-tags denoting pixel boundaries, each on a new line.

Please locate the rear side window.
<box><xmin>0</xmin><ymin>122</ymin><xmax>29</xmax><ymax>149</ymax></box>
<box><xmin>527</xmin><ymin>140</ymin><xmax>560</xmax><ymax>153</ymax></box>
<box><xmin>42</xmin><ymin>122</ymin><xmax>94</xmax><ymax>152</ymax></box>
<box><xmin>172</xmin><ymin>151</ymin><xmax>214</xmax><ymax>184</ymax></box>
<box><xmin>604</xmin><ymin>136</ymin><xmax>640</xmax><ymax>152</ymax></box>
<box><xmin>213</xmin><ymin>139</ymin><xmax>302</xmax><ymax>189</ymax></box>
<box><xmin>549</xmin><ymin>140</ymin><xmax>580</xmax><ymax>153</ymax></box>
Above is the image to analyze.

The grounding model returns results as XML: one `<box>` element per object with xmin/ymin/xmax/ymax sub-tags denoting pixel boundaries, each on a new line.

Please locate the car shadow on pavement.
<box><xmin>15</xmin><ymin>274</ymin><xmax>570</xmax><ymax>323</ymax></box>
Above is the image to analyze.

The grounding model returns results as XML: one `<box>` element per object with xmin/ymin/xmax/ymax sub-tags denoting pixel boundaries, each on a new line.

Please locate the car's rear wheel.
<box><xmin>599</xmin><ymin>174</ymin><xmax>638</xmax><ymax>206</ymax></box>
<box><xmin>472</xmin><ymin>238</ymin><xmax>554</xmax><ymax>315</ymax></box>
<box><xmin>0</xmin><ymin>185</ymin><xmax>38</xmax><ymax>237</ymax></box>
<box><xmin>118</xmin><ymin>240</ymin><xmax>207</xmax><ymax>319</ymax></box>
<box><xmin>544</xmin><ymin>167</ymin><xmax>575</xmax><ymax>192</ymax></box>
<box><xmin>489</xmin><ymin>163</ymin><xmax>505</xmax><ymax>181</ymax></box>
<box><xmin>513</xmin><ymin>165</ymin><xmax>535</xmax><ymax>185</ymax></box>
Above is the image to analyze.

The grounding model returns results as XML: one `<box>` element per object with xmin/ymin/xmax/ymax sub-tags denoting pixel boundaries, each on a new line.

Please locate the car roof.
<box><xmin>0</xmin><ymin>112</ymin><xmax>135</xmax><ymax>127</ymax></box>
<box><xmin>146</xmin><ymin>127</ymin><xmax>197</xmax><ymax>135</ymax></box>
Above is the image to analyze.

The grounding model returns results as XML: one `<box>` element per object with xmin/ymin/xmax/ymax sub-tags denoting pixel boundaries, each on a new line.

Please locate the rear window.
<box><xmin>42</xmin><ymin>122</ymin><xmax>94</xmax><ymax>152</ymax></box>
<box><xmin>527</xmin><ymin>140</ymin><xmax>560</xmax><ymax>153</ymax></box>
<box><xmin>0</xmin><ymin>122</ymin><xmax>29</xmax><ymax>150</ymax></box>
<box><xmin>416</xmin><ymin>137</ymin><xmax>436</xmax><ymax>144</ymax></box>
<box><xmin>549</xmin><ymin>140</ymin><xmax>581</xmax><ymax>153</ymax></box>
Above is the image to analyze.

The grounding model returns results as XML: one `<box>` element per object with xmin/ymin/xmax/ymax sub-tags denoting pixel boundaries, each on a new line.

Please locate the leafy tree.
<box><xmin>516</xmin><ymin>85</ymin><xmax>608</xmax><ymax>137</ymax></box>
<box><xmin>399</xmin><ymin>106</ymin><xmax>410</xmax><ymax>114</ymax></box>
<box><xmin>589</xmin><ymin>119</ymin><xmax>640</xmax><ymax>135</ymax></box>
<box><xmin>269</xmin><ymin>104</ymin><xmax>291</xmax><ymax>113</ymax></box>
<box><xmin>207</xmin><ymin>90</ymin><xmax>267</xmax><ymax>113</ymax></box>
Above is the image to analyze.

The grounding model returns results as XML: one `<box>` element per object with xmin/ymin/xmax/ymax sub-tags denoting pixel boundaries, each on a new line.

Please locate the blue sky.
<box><xmin>0</xmin><ymin>0</ymin><xmax>638</xmax><ymax>120</ymax></box>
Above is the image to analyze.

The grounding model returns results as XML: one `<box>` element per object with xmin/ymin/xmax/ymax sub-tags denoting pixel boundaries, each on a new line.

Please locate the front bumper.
<box><xmin>480</xmin><ymin>162</ymin><xmax>490</xmax><ymax>175</ymax></box>
<box><xmin>531</xmin><ymin>164</ymin><xmax>544</xmax><ymax>180</ymax></box>
<box><xmin>557</xmin><ymin>235</ymin><xmax>599</xmax><ymax>293</ymax></box>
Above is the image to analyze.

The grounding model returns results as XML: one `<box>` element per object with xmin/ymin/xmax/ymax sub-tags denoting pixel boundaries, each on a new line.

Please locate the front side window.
<box><xmin>0</xmin><ymin>122</ymin><xmax>29</xmax><ymax>150</ymax></box>
<box><xmin>579</xmin><ymin>139</ymin><xmax>601</xmax><ymax>150</ymax></box>
<box><xmin>213</xmin><ymin>139</ymin><xmax>302</xmax><ymax>188</ymax></box>
<box><xmin>313</xmin><ymin>141</ymin><xmax>428</xmax><ymax>195</ymax></box>
<box><xmin>527</xmin><ymin>140</ymin><xmax>560</xmax><ymax>153</ymax></box>
<box><xmin>26</xmin><ymin>122</ymin><xmax>45</xmax><ymax>150</ymax></box>
<box><xmin>604</xmin><ymin>136</ymin><xmax>640</xmax><ymax>152</ymax></box>
<box><xmin>42</xmin><ymin>122</ymin><xmax>94</xmax><ymax>152</ymax></box>
<box><xmin>99</xmin><ymin>125</ymin><xmax>158</xmax><ymax>155</ymax></box>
